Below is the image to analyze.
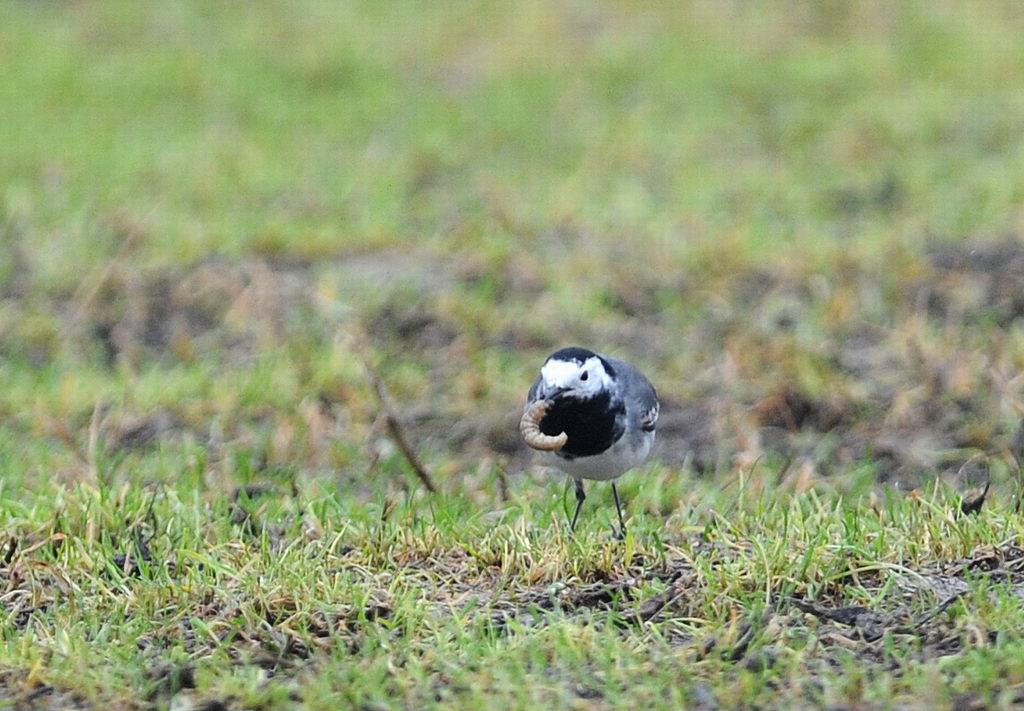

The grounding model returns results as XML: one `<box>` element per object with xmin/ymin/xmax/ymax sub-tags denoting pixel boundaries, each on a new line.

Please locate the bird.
<box><xmin>520</xmin><ymin>346</ymin><xmax>659</xmax><ymax>538</ymax></box>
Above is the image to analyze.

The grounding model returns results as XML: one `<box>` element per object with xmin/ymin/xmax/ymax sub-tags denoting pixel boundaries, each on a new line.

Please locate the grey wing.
<box><xmin>639</xmin><ymin>396</ymin><xmax>659</xmax><ymax>432</ymax></box>
<box><xmin>606</xmin><ymin>356</ymin><xmax>659</xmax><ymax>432</ymax></box>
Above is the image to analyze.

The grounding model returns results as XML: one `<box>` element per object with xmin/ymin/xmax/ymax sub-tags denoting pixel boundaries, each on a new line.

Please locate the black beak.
<box><xmin>542</xmin><ymin>385</ymin><xmax>570</xmax><ymax>400</ymax></box>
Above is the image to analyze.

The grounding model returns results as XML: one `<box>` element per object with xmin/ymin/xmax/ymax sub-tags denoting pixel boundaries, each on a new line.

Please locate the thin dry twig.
<box><xmin>361</xmin><ymin>357</ymin><xmax>438</xmax><ymax>495</ymax></box>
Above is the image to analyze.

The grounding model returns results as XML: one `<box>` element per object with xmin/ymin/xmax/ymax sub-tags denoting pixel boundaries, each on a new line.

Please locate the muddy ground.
<box><xmin>3</xmin><ymin>238</ymin><xmax>1021</xmax><ymax>498</ymax></box>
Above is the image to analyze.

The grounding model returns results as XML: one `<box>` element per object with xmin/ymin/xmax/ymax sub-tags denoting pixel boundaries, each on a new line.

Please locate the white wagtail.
<box><xmin>520</xmin><ymin>347</ymin><xmax>659</xmax><ymax>538</ymax></box>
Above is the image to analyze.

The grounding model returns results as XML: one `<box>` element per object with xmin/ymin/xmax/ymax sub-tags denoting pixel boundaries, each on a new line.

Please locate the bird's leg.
<box><xmin>569</xmin><ymin>479</ymin><xmax>586</xmax><ymax>533</ymax></box>
<box><xmin>611</xmin><ymin>482</ymin><xmax>627</xmax><ymax>541</ymax></box>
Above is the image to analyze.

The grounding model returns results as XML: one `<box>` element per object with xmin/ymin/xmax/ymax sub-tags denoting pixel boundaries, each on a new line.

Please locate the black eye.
<box><xmin>580</xmin><ymin>371</ymin><xmax>589</xmax><ymax>381</ymax></box>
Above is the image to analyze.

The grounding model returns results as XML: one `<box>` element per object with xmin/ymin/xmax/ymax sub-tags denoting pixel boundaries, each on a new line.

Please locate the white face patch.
<box><xmin>541</xmin><ymin>356</ymin><xmax>612</xmax><ymax>398</ymax></box>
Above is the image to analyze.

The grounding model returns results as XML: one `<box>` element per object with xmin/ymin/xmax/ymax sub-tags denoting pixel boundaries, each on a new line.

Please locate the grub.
<box><xmin>520</xmin><ymin>399</ymin><xmax>567</xmax><ymax>452</ymax></box>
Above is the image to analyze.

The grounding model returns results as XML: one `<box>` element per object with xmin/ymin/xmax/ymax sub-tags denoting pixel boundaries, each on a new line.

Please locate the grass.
<box><xmin>9</xmin><ymin>475</ymin><xmax>1024</xmax><ymax>709</ymax></box>
<box><xmin>4</xmin><ymin>0</ymin><xmax>1024</xmax><ymax>708</ymax></box>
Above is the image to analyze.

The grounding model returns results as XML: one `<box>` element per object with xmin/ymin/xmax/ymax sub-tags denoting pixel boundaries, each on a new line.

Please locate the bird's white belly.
<box><xmin>542</xmin><ymin>431</ymin><xmax>654</xmax><ymax>481</ymax></box>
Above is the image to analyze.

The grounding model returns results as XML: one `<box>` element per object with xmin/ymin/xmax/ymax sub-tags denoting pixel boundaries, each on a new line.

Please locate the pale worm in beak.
<box><xmin>520</xmin><ymin>399</ymin><xmax>568</xmax><ymax>451</ymax></box>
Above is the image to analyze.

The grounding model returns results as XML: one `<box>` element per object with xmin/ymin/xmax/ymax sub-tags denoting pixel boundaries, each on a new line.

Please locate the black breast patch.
<box><xmin>539</xmin><ymin>392</ymin><xmax>625</xmax><ymax>458</ymax></box>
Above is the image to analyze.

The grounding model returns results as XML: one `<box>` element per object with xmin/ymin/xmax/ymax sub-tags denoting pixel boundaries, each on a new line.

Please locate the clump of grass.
<box><xmin>4</xmin><ymin>470</ymin><xmax>1024</xmax><ymax>708</ymax></box>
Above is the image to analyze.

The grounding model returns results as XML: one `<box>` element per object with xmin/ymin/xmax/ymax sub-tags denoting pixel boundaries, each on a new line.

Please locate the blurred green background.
<box><xmin>2</xmin><ymin>0</ymin><xmax>1024</xmax><ymax>498</ymax></box>
<box><xmin>6</xmin><ymin>2</ymin><xmax>1024</xmax><ymax>708</ymax></box>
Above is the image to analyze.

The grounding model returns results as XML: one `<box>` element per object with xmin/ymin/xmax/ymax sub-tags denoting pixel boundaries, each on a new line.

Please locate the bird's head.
<box><xmin>538</xmin><ymin>347</ymin><xmax>616</xmax><ymax>400</ymax></box>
